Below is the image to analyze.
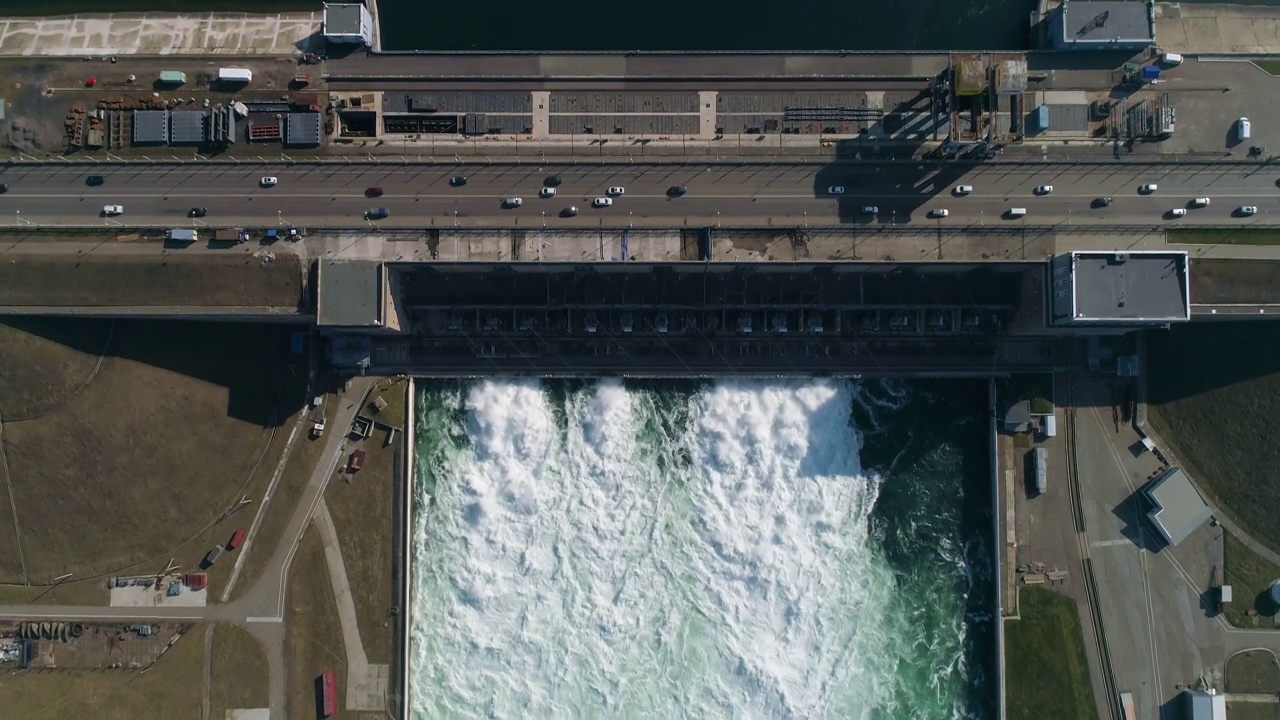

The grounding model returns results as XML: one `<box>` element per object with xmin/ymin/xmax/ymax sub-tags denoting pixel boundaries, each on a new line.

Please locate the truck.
<box><xmin>218</xmin><ymin>67</ymin><xmax>253</xmax><ymax>84</ymax></box>
<box><xmin>319</xmin><ymin>670</ymin><xmax>337</xmax><ymax>718</ymax></box>
<box><xmin>203</xmin><ymin>546</ymin><xmax>223</xmax><ymax>567</ymax></box>
<box><xmin>1033</xmin><ymin>447</ymin><xmax>1047</xmax><ymax>495</ymax></box>
<box><xmin>168</xmin><ymin>228</ymin><xmax>197</xmax><ymax>243</ymax></box>
<box><xmin>1119</xmin><ymin>692</ymin><xmax>1136</xmax><ymax>720</ymax></box>
<box><xmin>309</xmin><ymin>406</ymin><xmax>326</xmax><ymax>438</ymax></box>
<box><xmin>213</xmin><ymin>228</ymin><xmax>249</xmax><ymax>244</ymax></box>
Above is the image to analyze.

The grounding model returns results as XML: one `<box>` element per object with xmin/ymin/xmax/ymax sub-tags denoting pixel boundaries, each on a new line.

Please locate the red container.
<box><xmin>320</xmin><ymin>670</ymin><xmax>337</xmax><ymax>717</ymax></box>
<box><xmin>227</xmin><ymin>528</ymin><xmax>246</xmax><ymax>550</ymax></box>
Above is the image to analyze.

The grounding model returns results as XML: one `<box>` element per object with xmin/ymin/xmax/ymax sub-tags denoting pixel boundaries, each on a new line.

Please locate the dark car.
<box><xmin>561</xmin><ymin>206</ymin><xmax>578</xmax><ymax>217</ymax></box>
<box><xmin>449</xmin><ymin>176</ymin><xmax>467</xmax><ymax>187</ymax></box>
<box><xmin>0</xmin><ymin>183</ymin><xmax>8</xmax><ymax>193</ymax></box>
<box><xmin>544</xmin><ymin>175</ymin><xmax>562</xmax><ymax>187</ymax></box>
<box><xmin>189</xmin><ymin>207</ymin><xmax>208</xmax><ymax>218</ymax></box>
<box><xmin>86</xmin><ymin>175</ymin><xmax>105</xmax><ymax>186</ymax></box>
<box><xmin>365</xmin><ymin>187</ymin><xmax>384</xmax><ymax>197</ymax></box>
<box><xmin>366</xmin><ymin>207</ymin><xmax>389</xmax><ymax>220</ymax></box>
<box><xmin>667</xmin><ymin>185</ymin><xmax>687</xmax><ymax>197</ymax></box>
<box><xmin>1092</xmin><ymin>196</ymin><xmax>1113</xmax><ymax>208</ymax></box>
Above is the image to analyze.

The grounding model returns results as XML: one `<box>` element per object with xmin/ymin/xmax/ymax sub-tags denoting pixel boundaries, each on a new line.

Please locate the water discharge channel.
<box><xmin>409</xmin><ymin>377</ymin><xmax>995</xmax><ymax>719</ymax></box>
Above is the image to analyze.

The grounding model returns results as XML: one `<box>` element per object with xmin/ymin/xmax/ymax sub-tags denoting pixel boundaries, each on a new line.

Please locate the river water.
<box><xmin>409</xmin><ymin>377</ymin><xmax>996</xmax><ymax>719</ymax></box>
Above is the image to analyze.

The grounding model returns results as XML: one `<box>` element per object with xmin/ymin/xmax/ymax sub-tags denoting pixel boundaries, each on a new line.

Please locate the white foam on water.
<box><xmin>410</xmin><ymin>379</ymin><xmax>904</xmax><ymax>720</ymax></box>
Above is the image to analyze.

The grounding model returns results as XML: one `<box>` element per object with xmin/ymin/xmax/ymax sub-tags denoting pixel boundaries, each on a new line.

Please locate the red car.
<box><xmin>227</xmin><ymin>528</ymin><xmax>246</xmax><ymax>550</ymax></box>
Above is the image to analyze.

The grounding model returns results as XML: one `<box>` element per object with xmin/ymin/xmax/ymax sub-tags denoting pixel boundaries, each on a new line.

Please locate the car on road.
<box><xmin>544</xmin><ymin>176</ymin><xmax>562</xmax><ymax>187</ymax></box>
<box><xmin>1139</xmin><ymin>183</ymin><xmax>1158</xmax><ymax>194</ymax></box>
<box><xmin>189</xmin><ymin>207</ymin><xmax>208</xmax><ymax>218</ymax></box>
<box><xmin>260</xmin><ymin>176</ymin><xmax>278</xmax><ymax>187</ymax></box>
<box><xmin>606</xmin><ymin>186</ymin><xmax>625</xmax><ymax>197</ymax></box>
<box><xmin>366</xmin><ymin>207</ymin><xmax>389</xmax><ymax>220</ymax></box>
<box><xmin>86</xmin><ymin>175</ymin><xmax>105</xmax><ymax>186</ymax></box>
<box><xmin>667</xmin><ymin>185</ymin><xmax>687</xmax><ymax>197</ymax></box>
<box><xmin>929</xmin><ymin>209</ymin><xmax>949</xmax><ymax>218</ymax></box>
<box><xmin>450</xmin><ymin>176</ymin><xmax>468</xmax><ymax>187</ymax></box>
<box><xmin>954</xmin><ymin>185</ymin><xmax>973</xmax><ymax>195</ymax></box>
<box><xmin>1192</xmin><ymin>197</ymin><xmax>1211</xmax><ymax>207</ymax></box>
<box><xmin>1169</xmin><ymin>208</ymin><xmax>1187</xmax><ymax>217</ymax></box>
<box><xmin>592</xmin><ymin>197</ymin><xmax>613</xmax><ymax>208</ymax></box>
<box><xmin>539</xmin><ymin>187</ymin><xmax>557</xmax><ymax>198</ymax></box>
<box><xmin>827</xmin><ymin>186</ymin><xmax>846</xmax><ymax>195</ymax></box>
<box><xmin>1240</xmin><ymin>205</ymin><xmax>1259</xmax><ymax>216</ymax></box>
<box><xmin>502</xmin><ymin>197</ymin><xmax>523</xmax><ymax>208</ymax></box>
<box><xmin>0</xmin><ymin>183</ymin><xmax>8</xmax><ymax>193</ymax></box>
<box><xmin>861</xmin><ymin>205</ymin><xmax>878</xmax><ymax>214</ymax></box>
<box><xmin>365</xmin><ymin>187</ymin><xmax>384</xmax><ymax>197</ymax></box>
<box><xmin>1034</xmin><ymin>185</ymin><xmax>1053</xmax><ymax>195</ymax></box>
<box><xmin>562</xmin><ymin>206</ymin><xmax>578</xmax><ymax>217</ymax></box>
<box><xmin>102</xmin><ymin>204</ymin><xmax>124</xmax><ymax>216</ymax></box>
<box><xmin>1092</xmin><ymin>197</ymin><xmax>1113</xmax><ymax>208</ymax></box>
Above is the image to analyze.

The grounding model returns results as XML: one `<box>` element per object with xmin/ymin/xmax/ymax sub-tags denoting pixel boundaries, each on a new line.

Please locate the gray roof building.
<box><xmin>1052</xmin><ymin>0</ymin><xmax>1155</xmax><ymax>50</ymax></box>
<box><xmin>1144</xmin><ymin>467</ymin><xmax>1211</xmax><ymax>547</ymax></box>
<box><xmin>1183</xmin><ymin>690</ymin><xmax>1226</xmax><ymax>720</ymax></box>
<box><xmin>1049</xmin><ymin>251</ymin><xmax>1189</xmax><ymax>328</ymax></box>
<box><xmin>133</xmin><ymin>110</ymin><xmax>169</xmax><ymax>145</ymax></box>
<box><xmin>323</xmin><ymin>3</ymin><xmax>374</xmax><ymax>45</ymax></box>
<box><xmin>285</xmin><ymin>112</ymin><xmax>323</xmax><ymax>147</ymax></box>
<box><xmin>318</xmin><ymin>260</ymin><xmax>403</xmax><ymax>332</ymax></box>
<box><xmin>170</xmin><ymin>110</ymin><xmax>207</xmax><ymax>144</ymax></box>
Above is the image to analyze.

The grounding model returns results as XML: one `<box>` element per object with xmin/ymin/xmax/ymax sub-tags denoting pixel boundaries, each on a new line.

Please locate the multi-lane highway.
<box><xmin>0</xmin><ymin>162</ymin><xmax>1276</xmax><ymax>228</ymax></box>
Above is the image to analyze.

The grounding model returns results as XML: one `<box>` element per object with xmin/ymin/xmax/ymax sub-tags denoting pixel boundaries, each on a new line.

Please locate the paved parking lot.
<box><xmin>1133</xmin><ymin>58</ymin><xmax>1280</xmax><ymax>159</ymax></box>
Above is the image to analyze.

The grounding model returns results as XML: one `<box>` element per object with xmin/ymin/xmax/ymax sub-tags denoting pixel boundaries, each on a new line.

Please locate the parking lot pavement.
<box><xmin>1071</xmin><ymin>375</ymin><xmax>1227</xmax><ymax>718</ymax></box>
<box><xmin>1146</xmin><ymin>59</ymin><xmax>1280</xmax><ymax>159</ymax></box>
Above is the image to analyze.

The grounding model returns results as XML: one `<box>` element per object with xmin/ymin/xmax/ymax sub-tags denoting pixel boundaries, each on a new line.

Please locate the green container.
<box><xmin>159</xmin><ymin>71</ymin><xmax>187</xmax><ymax>85</ymax></box>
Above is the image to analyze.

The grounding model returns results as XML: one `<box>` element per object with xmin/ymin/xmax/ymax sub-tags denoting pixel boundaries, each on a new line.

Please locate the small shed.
<box><xmin>1034</xmin><ymin>105</ymin><xmax>1050</xmax><ymax>131</ymax></box>
<box><xmin>1041</xmin><ymin>414</ymin><xmax>1058</xmax><ymax>438</ymax></box>
<box><xmin>371</xmin><ymin>396</ymin><xmax>388</xmax><ymax>414</ymax></box>
<box><xmin>1219</xmin><ymin>585</ymin><xmax>1232</xmax><ymax>605</ymax></box>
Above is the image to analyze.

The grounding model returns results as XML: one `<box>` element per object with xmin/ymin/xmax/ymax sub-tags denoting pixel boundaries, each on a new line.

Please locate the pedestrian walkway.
<box><xmin>0</xmin><ymin>12</ymin><xmax>321</xmax><ymax>57</ymax></box>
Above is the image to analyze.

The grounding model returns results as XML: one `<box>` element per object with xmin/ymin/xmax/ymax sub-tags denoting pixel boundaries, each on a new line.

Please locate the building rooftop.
<box><xmin>318</xmin><ymin>259</ymin><xmax>381</xmax><ymax>327</ymax></box>
<box><xmin>1062</xmin><ymin>1</ymin><xmax>1152</xmax><ymax>43</ymax></box>
<box><xmin>285</xmin><ymin>112</ymin><xmax>323</xmax><ymax>147</ymax></box>
<box><xmin>323</xmin><ymin>3</ymin><xmax>365</xmax><ymax>36</ymax></box>
<box><xmin>1070</xmin><ymin>251</ymin><xmax>1189</xmax><ymax>323</ymax></box>
<box><xmin>1144</xmin><ymin>467</ymin><xmax>1211</xmax><ymax>547</ymax></box>
<box><xmin>1184</xmin><ymin>690</ymin><xmax>1226</xmax><ymax>720</ymax></box>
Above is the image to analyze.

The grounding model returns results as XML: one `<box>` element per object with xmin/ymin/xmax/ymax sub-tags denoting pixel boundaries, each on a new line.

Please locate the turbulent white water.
<box><xmin>409</xmin><ymin>378</ymin><xmax>976</xmax><ymax>720</ymax></box>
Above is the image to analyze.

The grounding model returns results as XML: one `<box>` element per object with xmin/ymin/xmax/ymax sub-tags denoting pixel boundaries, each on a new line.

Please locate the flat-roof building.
<box><xmin>323</xmin><ymin>3</ymin><xmax>374</xmax><ymax>46</ymax></box>
<box><xmin>1051</xmin><ymin>0</ymin><xmax>1155</xmax><ymax>50</ymax></box>
<box><xmin>317</xmin><ymin>259</ymin><xmax>403</xmax><ymax>332</ymax></box>
<box><xmin>1144</xmin><ymin>467</ymin><xmax>1211</xmax><ymax>547</ymax></box>
<box><xmin>1049</xmin><ymin>251</ymin><xmax>1189</xmax><ymax>329</ymax></box>
<box><xmin>1183</xmin><ymin>689</ymin><xmax>1226</xmax><ymax>720</ymax></box>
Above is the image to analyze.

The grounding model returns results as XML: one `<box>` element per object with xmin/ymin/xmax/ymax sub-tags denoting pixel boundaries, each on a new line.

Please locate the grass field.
<box><xmin>210</xmin><ymin>624</ymin><xmax>271</xmax><ymax>718</ymax></box>
<box><xmin>1006</xmin><ymin>587</ymin><xmax>1098</xmax><ymax>720</ymax></box>
<box><xmin>1228</xmin><ymin>650</ymin><xmax>1280</xmax><ymax>693</ymax></box>
<box><xmin>1169</xmin><ymin>229</ymin><xmax>1280</xmax><ymax>246</ymax></box>
<box><xmin>0</xmin><ymin>626</ymin><xmax>204</xmax><ymax>719</ymax></box>
<box><xmin>1255</xmin><ymin>60</ymin><xmax>1280</xmax><ymax>76</ymax></box>
<box><xmin>0</xmin><ymin>318</ymin><xmax>306</xmax><ymax>585</ymax></box>
<box><xmin>0</xmin><ymin>254</ymin><xmax>303</xmax><ymax>307</ymax></box>
<box><xmin>1188</xmin><ymin>260</ymin><xmax>1280</xmax><ymax>305</ymax></box>
<box><xmin>285</xmin><ymin>528</ymin><xmax>348</xmax><ymax>720</ymax></box>
<box><xmin>325</xmin><ymin>427</ymin><xmax>400</xmax><ymax>665</ymax></box>
<box><xmin>1147</xmin><ymin>322</ymin><xmax>1280</xmax><ymax>552</ymax></box>
<box><xmin>1223</xmin><ymin>531</ymin><xmax>1280</xmax><ymax>629</ymax></box>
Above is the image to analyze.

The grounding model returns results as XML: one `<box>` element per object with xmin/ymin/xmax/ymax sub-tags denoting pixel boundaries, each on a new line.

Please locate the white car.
<box><xmin>606</xmin><ymin>186</ymin><xmax>625</xmax><ymax>197</ymax></box>
<box><xmin>1240</xmin><ymin>205</ymin><xmax>1259</xmax><ymax>216</ymax></box>
<box><xmin>503</xmin><ymin>197</ymin><xmax>523</xmax><ymax>208</ymax></box>
<box><xmin>1139</xmin><ymin>183</ymin><xmax>1158</xmax><ymax>194</ymax></box>
<box><xmin>539</xmin><ymin>187</ymin><xmax>556</xmax><ymax>198</ymax></box>
<box><xmin>929</xmin><ymin>208</ymin><xmax>950</xmax><ymax>218</ymax></box>
<box><xmin>1034</xmin><ymin>185</ymin><xmax>1053</xmax><ymax>195</ymax></box>
<box><xmin>861</xmin><ymin>205</ymin><xmax>878</xmax><ymax>214</ymax></box>
<box><xmin>1192</xmin><ymin>197</ymin><xmax>1211</xmax><ymax>207</ymax></box>
<box><xmin>827</xmin><ymin>185</ymin><xmax>846</xmax><ymax>195</ymax></box>
<box><xmin>1170</xmin><ymin>208</ymin><xmax>1187</xmax><ymax>217</ymax></box>
<box><xmin>102</xmin><ymin>204</ymin><xmax>124</xmax><ymax>216</ymax></box>
<box><xmin>260</xmin><ymin>176</ymin><xmax>278</xmax><ymax>187</ymax></box>
<box><xmin>592</xmin><ymin>197</ymin><xmax>613</xmax><ymax>208</ymax></box>
<box><xmin>954</xmin><ymin>185</ymin><xmax>973</xmax><ymax>195</ymax></box>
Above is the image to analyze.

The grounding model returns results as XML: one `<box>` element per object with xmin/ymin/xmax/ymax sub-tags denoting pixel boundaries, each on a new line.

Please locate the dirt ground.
<box><xmin>0</xmin><ymin>253</ymin><xmax>303</xmax><ymax>307</ymax></box>
<box><xmin>0</xmin><ymin>318</ymin><xmax>307</xmax><ymax>585</ymax></box>
<box><xmin>285</xmin><ymin>527</ymin><xmax>348</xmax><ymax>720</ymax></box>
<box><xmin>1188</xmin><ymin>259</ymin><xmax>1280</xmax><ymax>305</ymax></box>
<box><xmin>210</xmin><ymin>624</ymin><xmax>270</xmax><ymax>717</ymax></box>
<box><xmin>325</xmin><ymin>383</ymin><xmax>402</xmax><ymax>665</ymax></box>
<box><xmin>0</xmin><ymin>624</ymin><xmax>204</xmax><ymax>719</ymax></box>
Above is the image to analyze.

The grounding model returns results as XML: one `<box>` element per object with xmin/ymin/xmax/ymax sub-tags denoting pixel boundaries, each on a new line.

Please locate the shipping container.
<box><xmin>218</xmin><ymin>68</ymin><xmax>253</xmax><ymax>83</ymax></box>
<box><xmin>1042</xmin><ymin>414</ymin><xmax>1057</xmax><ymax>438</ymax></box>
<box><xmin>1033</xmin><ymin>447</ymin><xmax>1048</xmax><ymax>495</ymax></box>
<box><xmin>168</xmin><ymin>228</ymin><xmax>196</xmax><ymax>242</ymax></box>
<box><xmin>227</xmin><ymin>528</ymin><xmax>246</xmax><ymax>550</ymax></box>
<box><xmin>319</xmin><ymin>670</ymin><xmax>337</xmax><ymax>718</ymax></box>
<box><xmin>158</xmin><ymin>70</ymin><xmax>187</xmax><ymax>85</ymax></box>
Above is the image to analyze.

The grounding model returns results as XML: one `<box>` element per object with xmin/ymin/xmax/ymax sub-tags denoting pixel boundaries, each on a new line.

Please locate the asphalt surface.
<box><xmin>1</xmin><ymin>162</ymin><xmax>1278</xmax><ymax>228</ymax></box>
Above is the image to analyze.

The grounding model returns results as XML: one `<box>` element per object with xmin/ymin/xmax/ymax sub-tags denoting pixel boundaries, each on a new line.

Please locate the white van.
<box><xmin>1160</xmin><ymin>52</ymin><xmax>1184</xmax><ymax>66</ymax></box>
<box><xmin>1008</xmin><ymin>207</ymin><xmax>1027</xmax><ymax>218</ymax></box>
<box><xmin>1239</xmin><ymin>117</ymin><xmax>1252</xmax><ymax>141</ymax></box>
<box><xmin>1193</xmin><ymin>198</ymin><xmax>1211</xmax><ymax>207</ymax></box>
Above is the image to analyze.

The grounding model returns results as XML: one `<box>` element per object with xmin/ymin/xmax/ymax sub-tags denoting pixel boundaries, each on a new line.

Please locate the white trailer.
<box><xmin>218</xmin><ymin>67</ymin><xmax>253</xmax><ymax>83</ymax></box>
<box><xmin>1033</xmin><ymin>447</ymin><xmax>1048</xmax><ymax>495</ymax></box>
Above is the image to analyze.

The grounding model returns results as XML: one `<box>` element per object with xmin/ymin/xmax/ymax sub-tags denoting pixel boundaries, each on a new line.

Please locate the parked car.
<box><xmin>189</xmin><ymin>207</ymin><xmax>208</xmax><ymax>218</ymax></box>
<box><xmin>365</xmin><ymin>187</ymin><xmax>384</xmax><ymax>197</ymax></box>
<box><xmin>827</xmin><ymin>185</ymin><xmax>846</xmax><ymax>195</ymax></box>
<box><xmin>450</xmin><ymin>176</ymin><xmax>468</xmax><ymax>187</ymax></box>
<box><xmin>86</xmin><ymin>175</ymin><xmax>105</xmax><ymax>186</ymax></box>
<box><xmin>667</xmin><ymin>185</ymin><xmax>687</xmax><ymax>197</ymax></box>
<box><xmin>592</xmin><ymin>197</ymin><xmax>613</xmax><ymax>208</ymax></box>
<box><xmin>102</xmin><ymin>204</ymin><xmax>124</xmax><ymax>216</ymax></box>
<box><xmin>954</xmin><ymin>185</ymin><xmax>973</xmax><ymax>195</ymax></box>
<box><xmin>503</xmin><ymin>197</ymin><xmax>523</xmax><ymax>208</ymax></box>
<box><xmin>365</xmin><ymin>207</ymin><xmax>389</xmax><ymax>220</ymax></box>
<box><xmin>1139</xmin><ymin>183</ymin><xmax>1158</xmax><ymax>194</ymax></box>
<box><xmin>539</xmin><ymin>187</ymin><xmax>557</xmax><ymax>198</ymax></box>
<box><xmin>1034</xmin><ymin>185</ymin><xmax>1053</xmax><ymax>195</ymax></box>
<box><xmin>606</xmin><ymin>186</ymin><xmax>625</xmax><ymax>197</ymax></box>
<box><xmin>260</xmin><ymin>176</ymin><xmax>278</xmax><ymax>187</ymax></box>
<box><xmin>929</xmin><ymin>208</ymin><xmax>949</xmax><ymax>218</ymax></box>
<box><xmin>1240</xmin><ymin>205</ymin><xmax>1259</xmax><ymax>216</ymax></box>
